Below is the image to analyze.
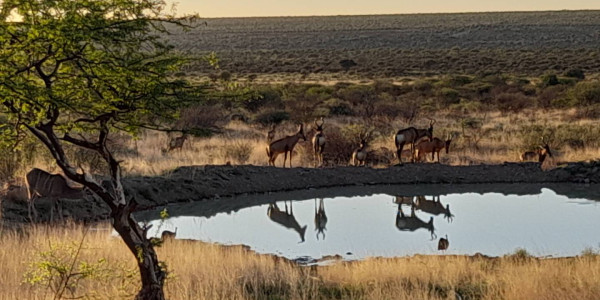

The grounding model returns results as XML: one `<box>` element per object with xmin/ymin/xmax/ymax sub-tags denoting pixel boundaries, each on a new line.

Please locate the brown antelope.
<box><xmin>312</xmin><ymin>118</ymin><xmax>326</xmax><ymax>167</ymax></box>
<box><xmin>1</xmin><ymin>182</ymin><xmax>28</xmax><ymax>203</ymax></box>
<box><xmin>520</xmin><ymin>139</ymin><xmax>552</xmax><ymax>163</ymax></box>
<box><xmin>25</xmin><ymin>168</ymin><xmax>86</xmax><ymax>221</ymax></box>
<box><xmin>394</xmin><ymin>119</ymin><xmax>435</xmax><ymax>163</ymax></box>
<box><xmin>438</xmin><ymin>235</ymin><xmax>449</xmax><ymax>251</ymax></box>
<box><xmin>267</xmin><ymin>201</ymin><xmax>307</xmax><ymax>242</ymax></box>
<box><xmin>414</xmin><ymin>135</ymin><xmax>453</xmax><ymax>163</ymax></box>
<box><xmin>314</xmin><ymin>198</ymin><xmax>328</xmax><ymax>240</ymax></box>
<box><xmin>414</xmin><ymin>196</ymin><xmax>454</xmax><ymax>222</ymax></box>
<box><xmin>351</xmin><ymin>130</ymin><xmax>373</xmax><ymax>166</ymax></box>
<box><xmin>395</xmin><ymin>203</ymin><xmax>436</xmax><ymax>239</ymax></box>
<box><xmin>167</xmin><ymin>134</ymin><xmax>189</xmax><ymax>152</ymax></box>
<box><xmin>267</xmin><ymin>124</ymin><xmax>306</xmax><ymax>168</ymax></box>
<box><xmin>351</xmin><ymin>139</ymin><xmax>368</xmax><ymax>166</ymax></box>
<box><xmin>161</xmin><ymin>228</ymin><xmax>177</xmax><ymax>240</ymax></box>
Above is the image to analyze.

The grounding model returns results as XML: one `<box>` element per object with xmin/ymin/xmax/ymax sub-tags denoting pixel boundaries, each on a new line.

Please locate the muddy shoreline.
<box><xmin>1</xmin><ymin>161</ymin><xmax>599</xmax><ymax>223</ymax></box>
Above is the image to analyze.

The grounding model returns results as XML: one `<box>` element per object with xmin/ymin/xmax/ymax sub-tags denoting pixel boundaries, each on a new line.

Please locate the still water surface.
<box><xmin>145</xmin><ymin>187</ymin><xmax>600</xmax><ymax>260</ymax></box>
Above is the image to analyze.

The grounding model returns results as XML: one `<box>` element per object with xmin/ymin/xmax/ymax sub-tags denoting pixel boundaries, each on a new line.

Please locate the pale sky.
<box><xmin>166</xmin><ymin>1</ymin><xmax>600</xmax><ymax>18</ymax></box>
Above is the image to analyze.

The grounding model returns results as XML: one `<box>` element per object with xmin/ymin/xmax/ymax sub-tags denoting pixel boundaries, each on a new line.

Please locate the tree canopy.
<box><xmin>0</xmin><ymin>1</ymin><xmax>199</xmax><ymax>298</ymax></box>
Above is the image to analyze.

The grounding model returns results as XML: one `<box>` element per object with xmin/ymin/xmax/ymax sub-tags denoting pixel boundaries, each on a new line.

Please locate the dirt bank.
<box><xmin>2</xmin><ymin>161</ymin><xmax>599</xmax><ymax>223</ymax></box>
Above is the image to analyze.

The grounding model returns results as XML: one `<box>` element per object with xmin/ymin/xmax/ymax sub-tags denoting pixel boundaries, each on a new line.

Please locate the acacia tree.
<box><xmin>0</xmin><ymin>1</ymin><xmax>197</xmax><ymax>298</ymax></box>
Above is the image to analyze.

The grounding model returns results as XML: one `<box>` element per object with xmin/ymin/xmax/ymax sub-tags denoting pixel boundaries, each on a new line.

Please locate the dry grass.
<box><xmin>110</xmin><ymin>108</ymin><xmax>599</xmax><ymax>176</ymax></box>
<box><xmin>1</xmin><ymin>224</ymin><xmax>599</xmax><ymax>299</ymax></box>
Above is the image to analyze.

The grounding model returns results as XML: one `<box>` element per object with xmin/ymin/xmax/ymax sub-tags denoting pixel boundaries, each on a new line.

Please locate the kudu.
<box><xmin>414</xmin><ymin>195</ymin><xmax>454</xmax><ymax>222</ymax></box>
<box><xmin>167</xmin><ymin>134</ymin><xmax>189</xmax><ymax>152</ymax></box>
<box><xmin>438</xmin><ymin>235</ymin><xmax>449</xmax><ymax>251</ymax></box>
<box><xmin>26</xmin><ymin>168</ymin><xmax>86</xmax><ymax>221</ymax></box>
<box><xmin>267</xmin><ymin>201</ymin><xmax>307</xmax><ymax>242</ymax></box>
<box><xmin>314</xmin><ymin>198</ymin><xmax>328</xmax><ymax>240</ymax></box>
<box><xmin>520</xmin><ymin>139</ymin><xmax>552</xmax><ymax>163</ymax></box>
<box><xmin>395</xmin><ymin>203</ymin><xmax>436</xmax><ymax>239</ymax></box>
<box><xmin>394</xmin><ymin>119</ymin><xmax>435</xmax><ymax>163</ymax></box>
<box><xmin>312</xmin><ymin>118</ymin><xmax>326</xmax><ymax>167</ymax></box>
<box><xmin>414</xmin><ymin>135</ymin><xmax>453</xmax><ymax>163</ymax></box>
<box><xmin>267</xmin><ymin>124</ymin><xmax>306</xmax><ymax>168</ymax></box>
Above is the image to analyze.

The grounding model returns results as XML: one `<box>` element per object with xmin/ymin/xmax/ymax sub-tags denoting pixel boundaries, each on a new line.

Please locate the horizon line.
<box><xmin>184</xmin><ymin>8</ymin><xmax>600</xmax><ymax>19</ymax></box>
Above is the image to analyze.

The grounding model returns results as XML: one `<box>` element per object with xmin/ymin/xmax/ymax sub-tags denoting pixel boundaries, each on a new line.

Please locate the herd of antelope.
<box><xmin>265</xmin><ymin>196</ymin><xmax>451</xmax><ymax>251</ymax></box>
<box><xmin>265</xmin><ymin>118</ymin><xmax>553</xmax><ymax>167</ymax></box>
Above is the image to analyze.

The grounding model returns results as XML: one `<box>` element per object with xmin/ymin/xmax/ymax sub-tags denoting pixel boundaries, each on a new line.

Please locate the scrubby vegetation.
<box><xmin>2</xmin><ymin>72</ymin><xmax>598</xmax><ymax>181</ymax></box>
<box><xmin>169</xmin><ymin>11</ymin><xmax>600</xmax><ymax>77</ymax></box>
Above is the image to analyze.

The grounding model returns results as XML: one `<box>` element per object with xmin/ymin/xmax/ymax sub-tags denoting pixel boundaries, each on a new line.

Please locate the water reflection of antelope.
<box><xmin>393</xmin><ymin>196</ymin><xmax>415</xmax><ymax>205</ymax></box>
<box><xmin>395</xmin><ymin>203</ymin><xmax>436</xmax><ymax>239</ymax></box>
<box><xmin>414</xmin><ymin>196</ymin><xmax>454</xmax><ymax>222</ymax></box>
<box><xmin>267</xmin><ymin>201</ymin><xmax>307</xmax><ymax>242</ymax></box>
<box><xmin>314</xmin><ymin>198</ymin><xmax>328</xmax><ymax>240</ymax></box>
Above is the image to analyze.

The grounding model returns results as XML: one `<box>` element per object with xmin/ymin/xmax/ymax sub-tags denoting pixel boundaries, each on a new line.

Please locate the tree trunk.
<box><xmin>112</xmin><ymin>208</ymin><xmax>166</xmax><ymax>300</ymax></box>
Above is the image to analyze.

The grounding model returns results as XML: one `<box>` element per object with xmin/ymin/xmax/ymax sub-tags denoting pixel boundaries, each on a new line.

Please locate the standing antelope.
<box><xmin>312</xmin><ymin>118</ymin><xmax>326</xmax><ymax>167</ymax></box>
<box><xmin>167</xmin><ymin>134</ymin><xmax>189</xmax><ymax>152</ymax></box>
<box><xmin>414</xmin><ymin>135</ymin><xmax>453</xmax><ymax>163</ymax></box>
<box><xmin>267</xmin><ymin>124</ymin><xmax>306</xmax><ymax>168</ymax></box>
<box><xmin>314</xmin><ymin>198</ymin><xmax>328</xmax><ymax>240</ymax></box>
<box><xmin>520</xmin><ymin>140</ymin><xmax>552</xmax><ymax>163</ymax></box>
<box><xmin>267</xmin><ymin>201</ymin><xmax>307</xmax><ymax>242</ymax></box>
<box><xmin>26</xmin><ymin>168</ymin><xmax>86</xmax><ymax>221</ymax></box>
<box><xmin>394</xmin><ymin>119</ymin><xmax>435</xmax><ymax>163</ymax></box>
<box><xmin>351</xmin><ymin>139</ymin><xmax>368</xmax><ymax>166</ymax></box>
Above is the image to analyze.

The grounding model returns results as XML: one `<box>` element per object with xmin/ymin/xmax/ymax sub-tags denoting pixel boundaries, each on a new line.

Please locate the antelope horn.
<box><xmin>429</xmin><ymin>118</ymin><xmax>436</xmax><ymax>126</ymax></box>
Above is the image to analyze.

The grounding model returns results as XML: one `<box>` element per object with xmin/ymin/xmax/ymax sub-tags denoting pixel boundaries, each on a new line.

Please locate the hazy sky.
<box><xmin>166</xmin><ymin>1</ymin><xmax>600</xmax><ymax>18</ymax></box>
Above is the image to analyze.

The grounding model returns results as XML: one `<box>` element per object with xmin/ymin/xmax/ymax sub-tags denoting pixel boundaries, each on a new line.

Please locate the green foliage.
<box><xmin>254</xmin><ymin>110</ymin><xmax>290</xmax><ymax>126</ymax></box>
<box><xmin>540</xmin><ymin>74</ymin><xmax>559</xmax><ymax>87</ymax></box>
<box><xmin>564</xmin><ymin>68</ymin><xmax>585</xmax><ymax>80</ymax></box>
<box><xmin>567</xmin><ymin>81</ymin><xmax>600</xmax><ymax>105</ymax></box>
<box><xmin>24</xmin><ymin>240</ymin><xmax>115</xmax><ymax>299</ymax></box>
<box><xmin>437</xmin><ymin>88</ymin><xmax>461</xmax><ymax>105</ymax></box>
<box><xmin>0</xmin><ymin>0</ymin><xmax>196</xmax><ymax>143</ymax></box>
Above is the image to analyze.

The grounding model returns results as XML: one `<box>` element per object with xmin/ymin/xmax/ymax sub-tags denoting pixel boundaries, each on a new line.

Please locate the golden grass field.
<box><xmin>0</xmin><ymin>224</ymin><xmax>599</xmax><ymax>300</ymax></box>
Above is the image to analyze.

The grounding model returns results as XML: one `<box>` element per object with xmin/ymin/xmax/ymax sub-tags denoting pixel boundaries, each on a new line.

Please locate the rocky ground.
<box><xmin>1</xmin><ymin>161</ymin><xmax>599</xmax><ymax>223</ymax></box>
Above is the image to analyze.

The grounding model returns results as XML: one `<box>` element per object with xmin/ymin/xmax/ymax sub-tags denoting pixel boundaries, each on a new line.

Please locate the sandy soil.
<box><xmin>1</xmin><ymin>161</ymin><xmax>598</xmax><ymax>223</ymax></box>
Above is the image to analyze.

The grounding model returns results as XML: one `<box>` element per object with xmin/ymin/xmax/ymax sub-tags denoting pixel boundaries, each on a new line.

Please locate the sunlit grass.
<box><xmin>1</xmin><ymin>224</ymin><xmax>599</xmax><ymax>299</ymax></box>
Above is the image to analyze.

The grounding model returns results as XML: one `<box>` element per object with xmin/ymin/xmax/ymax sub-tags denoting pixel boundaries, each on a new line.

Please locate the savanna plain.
<box><xmin>2</xmin><ymin>10</ymin><xmax>600</xmax><ymax>300</ymax></box>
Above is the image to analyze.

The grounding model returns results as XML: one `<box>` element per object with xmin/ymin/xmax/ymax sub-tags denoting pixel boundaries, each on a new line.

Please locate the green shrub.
<box><xmin>567</xmin><ymin>81</ymin><xmax>600</xmax><ymax>105</ymax></box>
<box><xmin>564</xmin><ymin>68</ymin><xmax>585</xmax><ymax>80</ymax></box>
<box><xmin>254</xmin><ymin>110</ymin><xmax>290</xmax><ymax>126</ymax></box>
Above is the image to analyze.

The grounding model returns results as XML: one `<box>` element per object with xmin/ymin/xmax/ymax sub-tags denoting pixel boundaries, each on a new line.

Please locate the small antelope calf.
<box><xmin>414</xmin><ymin>135</ymin><xmax>453</xmax><ymax>163</ymax></box>
<box><xmin>520</xmin><ymin>141</ymin><xmax>552</xmax><ymax>163</ymax></box>
<box><xmin>167</xmin><ymin>134</ymin><xmax>189</xmax><ymax>152</ymax></box>
<box><xmin>351</xmin><ymin>139</ymin><xmax>368</xmax><ymax>166</ymax></box>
